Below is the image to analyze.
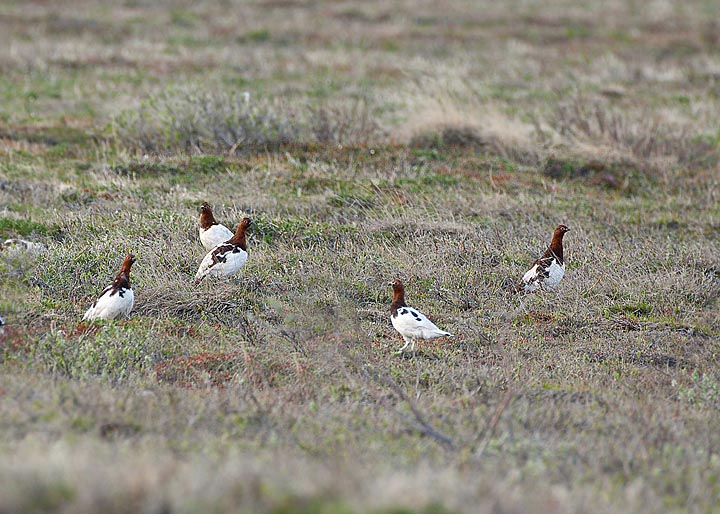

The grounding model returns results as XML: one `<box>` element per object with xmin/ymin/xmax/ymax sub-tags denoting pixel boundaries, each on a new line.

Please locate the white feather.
<box><xmin>522</xmin><ymin>259</ymin><xmax>565</xmax><ymax>292</ymax></box>
<box><xmin>391</xmin><ymin>306</ymin><xmax>453</xmax><ymax>341</ymax></box>
<box><xmin>199</xmin><ymin>224</ymin><xmax>233</xmax><ymax>251</ymax></box>
<box><xmin>83</xmin><ymin>287</ymin><xmax>134</xmax><ymax>321</ymax></box>
<box><xmin>522</xmin><ymin>263</ymin><xmax>541</xmax><ymax>290</ymax></box>
<box><xmin>195</xmin><ymin>245</ymin><xmax>248</xmax><ymax>282</ymax></box>
<box><xmin>544</xmin><ymin>259</ymin><xmax>565</xmax><ymax>288</ymax></box>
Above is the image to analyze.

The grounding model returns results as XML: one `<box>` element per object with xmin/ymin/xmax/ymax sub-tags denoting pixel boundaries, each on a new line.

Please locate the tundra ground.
<box><xmin>1</xmin><ymin>1</ymin><xmax>720</xmax><ymax>512</ymax></box>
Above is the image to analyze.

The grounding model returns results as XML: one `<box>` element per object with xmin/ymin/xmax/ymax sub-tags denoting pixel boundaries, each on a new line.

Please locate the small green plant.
<box><xmin>678</xmin><ymin>371</ymin><xmax>720</xmax><ymax>408</ymax></box>
<box><xmin>0</xmin><ymin>218</ymin><xmax>56</xmax><ymax>238</ymax></box>
<box><xmin>244</xmin><ymin>28</ymin><xmax>270</xmax><ymax>42</ymax></box>
<box><xmin>608</xmin><ymin>301</ymin><xmax>653</xmax><ymax>317</ymax></box>
<box><xmin>31</xmin><ymin>325</ymin><xmax>157</xmax><ymax>383</ymax></box>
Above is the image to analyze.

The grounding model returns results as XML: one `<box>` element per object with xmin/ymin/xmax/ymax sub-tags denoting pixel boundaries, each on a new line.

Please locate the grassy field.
<box><xmin>1</xmin><ymin>0</ymin><xmax>720</xmax><ymax>512</ymax></box>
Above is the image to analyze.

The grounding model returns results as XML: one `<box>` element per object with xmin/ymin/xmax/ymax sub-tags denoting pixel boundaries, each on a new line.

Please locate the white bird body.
<box><xmin>194</xmin><ymin>217</ymin><xmax>251</xmax><ymax>283</ymax></box>
<box><xmin>83</xmin><ymin>254</ymin><xmax>136</xmax><ymax>321</ymax></box>
<box><xmin>392</xmin><ymin>306</ymin><xmax>452</xmax><ymax>340</ymax></box>
<box><xmin>195</xmin><ymin>244</ymin><xmax>248</xmax><ymax>282</ymax></box>
<box><xmin>389</xmin><ymin>279</ymin><xmax>453</xmax><ymax>353</ymax></box>
<box><xmin>200</xmin><ymin>224</ymin><xmax>233</xmax><ymax>251</ymax></box>
<box><xmin>198</xmin><ymin>202</ymin><xmax>233</xmax><ymax>251</ymax></box>
<box><xmin>522</xmin><ymin>259</ymin><xmax>565</xmax><ymax>292</ymax></box>
<box><xmin>83</xmin><ymin>286</ymin><xmax>134</xmax><ymax>321</ymax></box>
<box><xmin>520</xmin><ymin>225</ymin><xmax>570</xmax><ymax>293</ymax></box>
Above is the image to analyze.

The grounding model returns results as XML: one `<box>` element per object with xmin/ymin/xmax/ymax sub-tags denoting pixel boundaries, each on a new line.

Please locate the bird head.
<box><xmin>120</xmin><ymin>254</ymin><xmax>137</xmax><ymax>276</ymax></box>
<box><xmin>389</xmin><ymin>278</ymin><xmax>404</xmax><ymax>292</ymax></box>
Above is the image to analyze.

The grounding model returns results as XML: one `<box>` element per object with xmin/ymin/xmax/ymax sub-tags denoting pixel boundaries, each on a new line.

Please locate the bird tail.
<box><xmin>440</xmin><ymin>330</ymin><xmax>454</xmax><ymax>337</ymax></box>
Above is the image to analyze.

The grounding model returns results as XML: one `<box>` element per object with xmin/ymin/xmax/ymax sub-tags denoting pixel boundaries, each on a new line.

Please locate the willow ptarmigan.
<box><xmin>83</xmin><ymin>254</ymin><xmax>136</xmax><ymax>321</ymax></box>
<box><xmin>520</xmin><ymin>224</ymin><xmax>570</xmax><ymax>293</ymax></box>
<box><xmin>195</xmin><ymin>217</ymin><xmax>251</xmax><ymax>283</ymax></box>
<box><xmin>389</xmin><ymin>278</ymin><xmax>453</xmax><ymax>354</ymax></box>
<box><xmin>198</xmin><ymin>202</ymin><xmax>233</xmax><ymax>251</ymax></box>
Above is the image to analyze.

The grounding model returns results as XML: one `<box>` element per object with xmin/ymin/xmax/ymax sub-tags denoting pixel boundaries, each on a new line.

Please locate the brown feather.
<box><xmin>390</xmin><ymin>279</ymin><xmax>407</xmax><ymax>317</ymax></box>
<box><xmin>93</xmin><ymin>254</ymin><xmax>135</xmax><ymax>305</ymax></box>
<box><xmin>536</xmin><ymin>224</ymin><xmax>569</xmax><ymax>266</ymax></box>
<box><xmin>199</xmin><ymin>202</ymin><xmax>219</xmax><ymax>230</ymax></box>
<box><xmin>226</xmin><ymin>217</ymin><xmax>252</xmax><ymax>251</ymax></box>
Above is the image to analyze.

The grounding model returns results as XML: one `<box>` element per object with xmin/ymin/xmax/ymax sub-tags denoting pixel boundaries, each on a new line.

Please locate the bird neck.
<box><xmin>199</xmin><ymin>210</ymin><xmax>217</xmax><ymax>229</ymax></box>
<box><xmin>390</xmin><ymin>293</ymin><xmax>407</xmax><ymax>316</ymax></box>
<box><xmin>229</xmin><ymin>227</ymin><xmax>248</xmax><ymax>251</ymax></box>
<box><xmin>120</xmin><ymin>260</ymin><xmax>133</xmax><ymax>277</ymax></box>
<box><xmin>113</xmin><ymin>272</ymin><xmax>130</xmax><ymax>289</ymax></box>
<box><xmin>549</xmin><ymin>232</ymin><xmax>565</xmax><ymax>263</ymax></box>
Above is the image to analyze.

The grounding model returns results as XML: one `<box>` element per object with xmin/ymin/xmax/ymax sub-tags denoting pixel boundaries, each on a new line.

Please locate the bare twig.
<box><xmin>339</xmin><ymin>343</ymin><xmax>455</xmax><ymax>450</ymax></box>
<box><xmin>475</xmin><ymin>388</ymin><xmax>514</xmax><ymax>460</ymax></box>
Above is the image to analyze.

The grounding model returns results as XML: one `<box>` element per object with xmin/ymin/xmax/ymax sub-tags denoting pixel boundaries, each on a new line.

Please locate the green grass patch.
<box><xmin>111</xmin><ymin>155</ymin><xmax>227</xmax><ymax>177</ymax></box>
<box><xmin>30</xmin><ymin>325</ymin><xmax>155</xmax><ymax>382</ymax></box>
<box><xmin>253</xmin><ymin>216</ymin><xmax>357</xmax><ymax>245</ymax></box>
<box><xmin>608</xmin><ymin>301</ymin><xmax>654</xmax><ymax>317</ymax></box>
<box><xmin>243</xmin><ymin>28</ymin><xmax>271</xmax><ymax>43</ymax></box>
<box><xmin>0</xmin><ymin>217</ymin><xmax>57</xmax><ymax>238</ymax></box>
<box><xmin>0</xmin><ymin>125</ymin><xmax>91</xmax><ymax>147</ymax></box>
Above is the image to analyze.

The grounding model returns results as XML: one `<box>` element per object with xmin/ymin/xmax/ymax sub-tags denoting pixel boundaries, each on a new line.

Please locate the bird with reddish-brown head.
<box><xmin>195</xmin><ymin>218</ymin><xmax>252</xmax><ymax>283</ymax></box>
<box><xmin>389</xmin><ymin>278</ymin><xmax>453</xmax><ymax>354</ymax></box>
<box><xmin>520</xmin><ymin>224</ymin><xmax>570</xmax><ymax>293</ymax></box>
<box><xmin>83</xmin><ymin>254</ymin><xmax>137</xmax><ymax>321</ymax></box>
<box><xmin>198</xmin><ymin>202</ymin><xmax>233</xmax><ymax>251</ymax></box>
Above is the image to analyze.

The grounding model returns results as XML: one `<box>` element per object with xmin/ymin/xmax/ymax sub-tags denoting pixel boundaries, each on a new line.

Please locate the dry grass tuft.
<box><xmin>541</xmin><ymin>155</ymin><xmax>646</xmax><ymax>191</ymax></box>
<box><xmin>155</xmin><ymin>350</ymin><xmax>241</xmax><ymax>388</ymax></box>
<box><xmin>308</xmin><ymin>98</ymin><xmax>385</xmax><ymax>147</ymax></box>
<box><xmin>112</xmin><ymin>88</ymin><xmax>301</xmax><ymax>155</ymax></box>
<box><xmin>548</xmin><ymin>97</ymin><xmax>719</xmax><ymax>169</ymax></box>
<box><xmin>401</xmin><ymin>92</ymin><xmax>540</xmax><ymax>164</ymax></box>
<box><xmin>112</xmin><ymin>88</ymin><xmax>385</xmax><ymax>155</ymax></box>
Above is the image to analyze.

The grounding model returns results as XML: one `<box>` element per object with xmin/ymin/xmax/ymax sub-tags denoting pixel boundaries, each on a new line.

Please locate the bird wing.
<box><xmin>543</xmin><ymin>259</ymin><xmax>566</xmax><ymax>288</ymax></box>
<box><xmin>84</xmin><ymin>286</ymin><xmax>133</xmax><ymax>320</ymax></box>
<box><xmin>194</xmin><ymin>251</ymin><xmax>218</xmax><ymax>282</ymax></box>
<box><xmin>392</xmin><ymin>306</ymin><xmax>450</xmax><ymax>337</ymax></box>
<box><xmin>195</xmin><ymin>244</ymin><xmax>247</xmax><ymax>281</ymax></box>
<box><xmin>218</xmin><ymin>248</ymin><xmax>248</xmax><ymax>273</ymax></box>
<box><xmin>522</xmin><ymin>262</ymin><xmax>541</xmax><ymax>284</ymax></box>
<box><xmin>200</xmin><ymin>224</ymin><xmax>234</xmax><ymax>250</ymax></box>
<box><xmin>83</xmin><ymin>284</ymin><xmax>112</xmax><ymax>319</ymax></box>
<box><xmin>522</xmin><ymin>251</ymin><xmax>566</xmax><ymax>292</ymax></box>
